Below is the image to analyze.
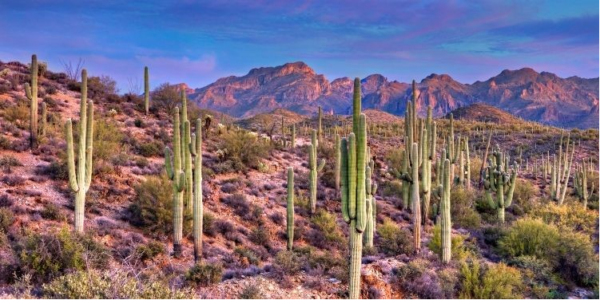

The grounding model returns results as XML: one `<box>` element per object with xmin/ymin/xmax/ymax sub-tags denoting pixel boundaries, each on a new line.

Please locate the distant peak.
<box><xmin>499</xmin><ymin>67</ymin><xmax>539</xmax><ymax>76</ymax></box>
<box><xmin>422</xmin><ymin>73</ymin><xmax>454</xmax><ymax>83</ymax></box>
<box><xmin>362</xmin><ymin>74</ymin><xmax>386</xmax><ymax>83</ymax></box>
<box><xmin>247</xmin><ymin>61</ymin><xmax>315</xmax><ymax>76</ymax></box>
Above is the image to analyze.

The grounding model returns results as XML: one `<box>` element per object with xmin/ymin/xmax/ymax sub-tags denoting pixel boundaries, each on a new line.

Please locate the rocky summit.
<box><xmin>189</xmin><ymin>62</ymin><xmax>599</xmax><ymax>129</ymax></box>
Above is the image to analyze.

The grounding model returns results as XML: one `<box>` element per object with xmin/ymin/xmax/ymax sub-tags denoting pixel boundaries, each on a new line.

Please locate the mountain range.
<box><xmin>188</xmin><ymin>62</ymin><xmax>599</xmax><ymax>129</ymax></box>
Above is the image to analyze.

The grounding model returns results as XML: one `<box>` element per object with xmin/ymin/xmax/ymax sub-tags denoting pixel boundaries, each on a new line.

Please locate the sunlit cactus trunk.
<box><xmin>165</xmin><ymin>107</ymin><xmax>186</xmax><ymax>257</ymax></box>
<box><xmin>25</xmin><ymin>54</ymin><xmax>39</xmax><ymax>149</ymax></box>
<box><xmin>66</xmin><ymin>69</ymin><xmax>94</xmax><ymax>233</ymax></box>
<box><xmin>286</xmin><ymin>167</ymin><xmax>295</xmax><ymax>250</ymax></box>
<box><xmin>190</xmin><ymin>118</ymin><xmax>203</xmax><ymax>263</ymax></box>
<box><xmin>309</xmin><ymin>130</ymin><xmax>325</xmax><ymax>214</ymax></box>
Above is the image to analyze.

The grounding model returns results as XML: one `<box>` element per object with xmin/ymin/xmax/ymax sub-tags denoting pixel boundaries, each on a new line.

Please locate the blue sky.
<box><xmin>0</xmin><ymin>0</ymin><xmax>597</xmax><ymax>92</ymax></box>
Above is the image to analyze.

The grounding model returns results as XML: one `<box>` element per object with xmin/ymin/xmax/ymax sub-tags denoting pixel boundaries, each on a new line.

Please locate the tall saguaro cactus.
<box><xmin>437</xmin><ymin>158</ymin><xmax>452</xmax><ymax>263</ymax></box>
<box><xmin>190</xmin><ymin>118</ymin><xmax>203</xmax><ymax>262</ymax></box>
<box><xmin>340</xmin><ymin>79</ymin><xmax>368</xmax><ymax>299</ymax></box>
<box><xmin>144</xmin><ymin>66</ymin><xmax>149</xmax><ymax>115</ymax></box>
<box><xmin>286</xmin><ymin>167</ymin><xmax>295</xmax><ymax>250</ymax></box>
<box><xmin>165</xmin><ymin>107</ymin><xmax>186</xmax><ymax>257</ymax></box>
<box><xmin>335</xmin><ymin>133</ymin><xmax>341</xmax><ymax>192</ymax></box>
<box><xmin>66</xmin><ymin>69</ymin><xmax>94</xmax><ymax>233</ymax></box>
<box><xmin>317</xmin><ymin>106</ymin><xmax>323</xmax><ymax>144</ymax></box>
<box><xmin>363</xmin><ymin>156</ymin><xmax>378</xmax><ymax>248</ymax></box>
<box><xmin>25</xmin><ymin>54</ymin><xmax>39</xmax><ymax>149</ymax></box>
<box><xmin>309</xmin><ymin>129</ymin><xmax>325</xmax><ymax>214</ymax></box>
<box><xmin>410</xmin><ymin>143</ymin><xmax>422</xmax><ymax>251</ymax></box>
<box><xmin>574</xmin><ymin>161</ymin><xmax>594</xmax><ymax>208</ymax></box>
<box><xmin>40</xmin><ymin>102</ymin><xmax>47</xmax><ymax>137</ymax></box>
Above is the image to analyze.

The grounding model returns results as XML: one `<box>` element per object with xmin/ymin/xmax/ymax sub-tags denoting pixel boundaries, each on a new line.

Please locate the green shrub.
<box><xmin>428</xmin><ymin>224</ymin><xmax>469</xmax><ymax>261</ymax></box>
<box><xmin>378</xmin><ymin>218</ymin><xmax>414</xmax><ymax>255</ymax></box>
<box><xmin>529</xmin><ymin>202</ymin><xmax>596</xmax><ymax>238</ymax></box>
<box><xmin>459</xmin><ymin>259</ymin><xmax>523</xmax><ymax>299</ymax></box>
<box><xmin>138</xmin><ymin>141</ymin><xmax>163</xmax><ymax>157</ymax></box>
<box><xmin>381</xmin><ymin>180</ymin><xmax>402</xmax><ymax>197</ymax></box>
<box><xmin>135</xmin><ymin>241</ymin><xmax>165</xmax><ymax>262</ymax></box>
<box><xmin>274</xmin><ymin>250</ymin><xmax>304</xmax><ymax>275</ymax></box>
<box><xmin>129</xmin><ymin>174</ymin><xmax>190</xmax><ymax>236</ymax></box>
<box><xmin>249</xmin><ymin>226</ymin><xmax>270</xmax><ymax>248</ymax></box>
<box><xmin>310</xmin><ymin>210</ymin><xmax>344</xmax><ymax>249</ymax></box>
<box><xmin>554</xmin><ymin>230</ymin><xmax>598</xmax><ymax>286</ymax></box>
<box><xmin>498</xmin><ymin>218</ymin><xmax>559</xmax><ymax>258</ymax></box>
<box><xmin>218</xmin><ymin>130</ymin><xmax>271</xmax><ymax>171</ymax></box>
<box><xmin>185</xmin><ymin>263</ymin><xmax>223</xmax><ymax>287</ymax></box>
<box><xmin>239</xmin><ymin>284</ymin><xmax>262</xmax><ymax>299</ymax></box>
<box><xmin>450</xmin><ymin>187</ymin><xmax>481</xmax><ymax>229</ymax></box>
<box><xmin>0</xmin><ymin>208</ymin><xmax>14</xmax><ymax>232</ymax></box>
<box><xmin>40</xmin><ymin>203</ymin><xmax>66</xmax><ymax>222</ymax></box>
<box><xmin>3</xmin><ymin>100</ymin><xmax>29</xmax><ymax>129</ymax></box>
<box><xmin>511</xmin><ymin>179</ymin><xmax>536</xmax><ymax>212</ymax></box>
<box><xmin>93</xmin><ymin>118</ymin><xmax>124</xmax><ymax>162</ymax></box>
<box><xmin>42</xmin><ymin>270</ymin><xmax>193</xmax><ymax>299</ymax></box>
<box><xmin>234</xmin><ymin>247</ymin><xmax>261</xmax><ymax>266</ymax></box>
<box><xmin>16</xmin><ymin>228</ymin><xmax>110</xmax><ymax>282</ymax></box>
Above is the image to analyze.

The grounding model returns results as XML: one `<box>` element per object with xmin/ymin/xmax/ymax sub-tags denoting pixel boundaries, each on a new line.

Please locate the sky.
<box><xmin>0</xmin><ymin>0</ymin><xmax>597</xmax><ymax>92</ymax></box>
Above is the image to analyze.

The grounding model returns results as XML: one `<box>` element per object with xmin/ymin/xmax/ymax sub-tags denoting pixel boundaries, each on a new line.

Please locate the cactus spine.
<box><xmin>144</xmin><ymin>66</ymin><xmax>149</xmax><ymax>115</ymax></box>
<box><xmin>286</xmin><ymin>167</ymin><xmax>295</xmax><ymax>250</ymax></box>
<box><xmin>341</xmin><ymin>79</ymin><xmax>368</xmax><ymax>299</ymax></box>
<box><xmin>25</xmin><ymin>54</ymin><xmax>39</xmax><ymax>149</ymax></box>
<box><xmin>309</xmin><ymin>129</ymin><xmax>325</xmax><ymax>214</ymax></box>
<box><xmin>165</xmin><ymin>107</ymin><xmax>186</xmax><ymax>257</ymax></box>
<box><xmin>66</xmin><ymin>69</ymin><xmax>94</xmax><ymax>233</ymax></box>
<box><xmin>190</xmin><ymin>118</ymin><xmax>203</xmax><ymax>262</ymax></box>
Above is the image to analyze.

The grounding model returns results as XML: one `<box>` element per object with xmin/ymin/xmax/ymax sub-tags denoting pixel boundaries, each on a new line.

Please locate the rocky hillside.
<box><xmin>189</xmin><ymin>63</ymin><xmax>598</xmax><ymax>129</ymax></box>
<box><xmin>447</xmin><ymin>103</ymin><xmax>526</xmax><ymax>125</ymax></box>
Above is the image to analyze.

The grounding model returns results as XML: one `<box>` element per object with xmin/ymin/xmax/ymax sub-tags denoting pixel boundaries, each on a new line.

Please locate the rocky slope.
<box><xmin>189</xmin><ymin>63</ymin><xmax>598</xmax><ymax>129</ymax></box>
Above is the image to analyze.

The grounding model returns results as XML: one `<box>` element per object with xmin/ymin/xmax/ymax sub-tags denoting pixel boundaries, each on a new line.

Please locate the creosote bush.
<box><xmin>217</xmin><ymin>130</ymin><xmax>271</xmax><ymax>172</ymax></box>
<box><xmin>459</xmin><ymin>259</ymin><xmax>524</xmax><ymax>299</ymax></box>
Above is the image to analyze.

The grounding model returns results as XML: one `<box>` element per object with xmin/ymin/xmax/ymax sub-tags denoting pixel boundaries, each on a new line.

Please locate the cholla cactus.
<box><xmin>25</xmin><ymin>54</ymin><xmax>39</xmax><ymax>149</ymax></box>
<box><xmin>65</xmin><ymin>69</ymin><xmax>94</xmax><ymax>233</ymax></box>
<box><xmin>483</xmin><ymin>146</ymin><xmax>518</xmax><ymax>223</ymax></box>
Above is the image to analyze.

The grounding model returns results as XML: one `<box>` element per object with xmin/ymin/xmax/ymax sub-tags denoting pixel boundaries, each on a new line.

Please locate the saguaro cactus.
<box><xmin>309</xmin><ymin>130</ymin><xmax>325</xmax><ymax>214</ymax></box>
<box><xmin>483</xmin><ymin>146</ymin><xmax>518</xmax><ymax>223</ymax></box>
<box><xmin>552</xmin><ymin>135</ymin><xmax>575</xmax><ymax>205</ymax></box>
<box><xmin>436</xmin><ymin>158</ymin><xmax>452</xmax><ymax>263</ymax></box>
<box><xmin>144</xmin><ymin>66</ymin><xmax>149</xmax><ymax>115</ymax></box>
<box><xmin>318</xmin><ymin>106</ymin><xmax>323</xmax><ymax>144</ymax></box>
<box><xmin>363</xmin><ymin>157</ymin><xmax>378</xmax><ymax>248</ymax></box>
<box><xmin>291</xmin><ymin>124</ymin><xmax>296</xmax><ymax>148</ymax></box>
<box><xmin>25</xmin><ymin>54</ymin><xmax>39</xmax><ymax>149</ymax></box>
<box><xmin>574</xmin><ymin>162</ymin><xmax>593</xmax><ymax>208</ymax></box>
<box><xmin>66</xmin><ymin>69</ymin><xmax>94</xmax><ymax>233</ymax></box>
<box><xmin>335</xmin><ymin>133</ymin><xmax>341</xmax><ymax>192</ymax></box>
<box><xmin>165</xmin><ymin>107</ymin><xmax>186</xmax><ymax>257</ymax></box>
<box><xmin>286</xmin><ymin>167</ymin><xmax>295</xmax><ymax>250</ymax></box>
<box><xmin>40</xmin><ymin>102</ymin><xmax>47</xmax><ymax>137</ymax></box>
<box><xmin>410</xmin><ymin>143</ymin><xmax>421</xmax><ymax>251</ymax></box>
<box><xmin>190</xmin><ymin>118</ymin><xmax>203</xmax><ymax>262</ymax></box>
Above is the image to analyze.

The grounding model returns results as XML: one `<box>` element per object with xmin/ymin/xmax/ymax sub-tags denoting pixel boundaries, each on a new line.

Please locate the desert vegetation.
<box><xmin>0</xmin><ymin>54</ymin><xmax>597</xmax><ymax>299</ymax></box>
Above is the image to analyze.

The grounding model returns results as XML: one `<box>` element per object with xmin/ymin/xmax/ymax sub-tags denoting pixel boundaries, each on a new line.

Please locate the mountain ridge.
<box><xmin>188</xmin><ymin>62</ymin><xmax>598</xmax><ymax>129</ymax></box>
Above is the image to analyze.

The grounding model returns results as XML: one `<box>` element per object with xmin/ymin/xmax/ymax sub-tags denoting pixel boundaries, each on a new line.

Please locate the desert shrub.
<box><xmin>0</xmin><ymin>208</ymin><xmax>14</xmax><ymax>232</ymax></box>
<box><xmin>498</xmin><ymin>218</ymin><xmax>559</xmax><ymax>258</ymax></box>
<box><xmin>508</xmin><ymin>255</ymin><xmax>555</xmax><ymax>293</ymax></box>
<box><xmin>428</xmin><ymin>225</ymin><xmax>469</xmax><ymax>261</ymax></box>
<box><xmin>203</xmin><ymin>212</ymin><xmax>216</xmax><ymax>236</ymax></box>
<box><xmin>381</xmin><ymin>180</ymin><xmax>402</xmax><ymax>197</ymax></box>
<box><xmin>249</xmin><ymin>226</ymin><xmax>270</xmax><ymax>248</ymax></box>
<box><xmin>450</xmin><ymin>187</ymin><xmax>481</xmax><ymax>229</ymax></box>
<box><xmin>511</xmin><ymin>179</ymin><xmax>536</xmax><ymax>212</ymax></box>
<box><xmin>459</xmin><ymin>259</ymin><xmax>523</xmax><ymax>299</ymax></box>
<box><xmin>16</xmin><ymin>228</ymin><xmax>110</xmax><ymax>282</ymax></box>
<box><xmin>0</xmin><ymin>155</ymin><xmax>22</xmax><ymax>173</ymax></box>
<box><xmin>138</xmin><ymin>141</ymin><xmax>163</xmax><ymax>157</ymax></box>
<box><xmin>3</xmin><ymin>100</ymin><xmax>29</xmax><ymax>129</ymax></box>
<box><xmin>274</xmin><ymin>250</ymin><xmax>304</xmax><ymax>275</ymax></box>
<box><xmin>218</xmin><ymin>130</ymin><xmax>271</xmax><ymax>171</ymax></box>
<box><xmin>185</xmin><ymin>263</ymin><xmax>223</xmax><ymax>287</ymax></box>
<box><xmin>234</xmin><ymin>246</ymin><xmax>261</xmax><ymax>266</ymax></box>
<box><xmin>222</xmin><ymin>193</ymin><xmax>251</xmax><ymax>218</ymax></box>
<box><xmin>309</xmin><ymin>210</ymin><xmax>344</xmax><ymax>249</ymax></box>
<box><xmin>129</xmin><ymin>174</ymin><xmax>190</xmax><ymax>236</ymax></box>
<box><xmin>42</xmin><ymin>270</ymin><xmax>193</xmax><ymax>299</ymax></box>
<box><xmin>1</xmin><ymin>175</ymin><xmax>25</xmax><ymax>186</ymax></box>
<box><xmin>150</xmin><ymin>83</ymin><xmax>182</xmax><ymax>114</ymax></box>
<box><xmin>529</xmin><ymin>202</ymin><xmax>596</xmax><ymax>238</ymax></box>
<box><xmin>93</xmin><ymin>118</ymin><xmax>124</xmax><ymax>162</ymax></box>
<box><xmin>87</xmin><ymin>75</ymin><xmax>118</xmax><ymax>100</ymax></box>
<box><xmin>135</xmin><ymin>240</ymin><xmax>165</xmax><ymax>262</ymax></box>
<box><xmin>239</xmin><ymin>284</ymin><xmax>262</xmax><ymax>299</ymax></box>
<box><xmin>0</xmin><ymin>136</ymin><xmax>11</xmax><ymax>150</ymax></box>
<box><xmin>40</xmin><ymin>203</ymin><xmax>66</xmax><ymax>221</ymax></box>
<box><xmin>378</xmin><ymin>218</ymin><xmax>414</xmax><ymax>255</ymax></box>
<box><xmin>554</xmin><ymin>230</ymin><xmax>598</xmax><ymax>286</ymax></box>
<box><xmin>394</xmin><ymin>258</ymin><xmax>447</xmax><ymax>298</ymax></box>
<box><xmin>44</xmin><ymin>160</ymin><xmax>69</xmax><ymax>180</ymax></box>
<box><xmin>134</xmin><ymin>118</ymin><xmax>144</xmax><ymax>128</ymax></box>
